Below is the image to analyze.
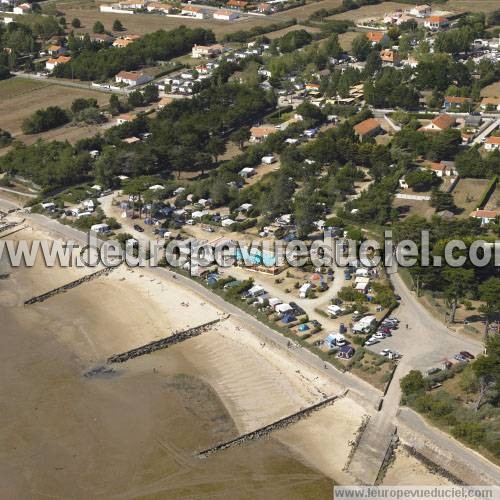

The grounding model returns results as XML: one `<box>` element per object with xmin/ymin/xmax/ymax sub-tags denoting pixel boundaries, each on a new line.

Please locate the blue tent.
<box><xmin>298</xmin><ymin>323</ymin><xmax>310</xmax><ymax>332</ymax></box>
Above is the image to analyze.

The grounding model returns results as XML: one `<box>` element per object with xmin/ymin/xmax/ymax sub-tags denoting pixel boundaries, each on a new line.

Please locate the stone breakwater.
<box><xmin>197</xmin><ymin>391</ymin><xmax>348</xmax><ymax>458</ymax></box>
<box><xmin>107</xmin><ymin>318</ymin><xmax>222</xmax><ymax>364</ymax></box>
<box><xmin>24</xmin><ymin>266</ymin><xmax>119</xmax><ymax>305</ymax></box>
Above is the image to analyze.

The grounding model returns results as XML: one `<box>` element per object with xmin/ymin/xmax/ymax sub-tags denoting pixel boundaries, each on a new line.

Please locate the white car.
<box><xmin>374</xmin><ymin>333</ymin><xmax>387</xmax><ymax>340</ymax></box>
<box><xmin>365</xmin><ymin>338</ymin><xmax>379</xmax><ymax>346</ymax></box>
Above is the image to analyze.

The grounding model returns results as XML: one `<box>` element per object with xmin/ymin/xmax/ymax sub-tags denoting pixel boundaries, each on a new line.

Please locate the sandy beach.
<box><xmin>0</xmin><ymin>219</ymin><xmax>453</xmax><ymax>497</ymax></box>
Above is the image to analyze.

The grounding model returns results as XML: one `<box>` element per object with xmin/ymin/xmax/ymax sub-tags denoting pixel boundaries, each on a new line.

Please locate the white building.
<box><xmin>13</xmin><ymin>3</ymin><xmax>31</xmax><ymax>15</ymax></box>
<box><xmin>182</xmin><ymin>5</ymin><xmax>208</xmax><ymax>19</ymax></box>
<box><xmin>213</xmin><ymin>8</ymin><xmax>239</xmax><ymax>20</ymax></box>
<box><xmin>484</xmin><ymin>136</ymin><xmax>500</xmax><ymax>151</ymax></box>
<box><xmin>410</xmin><ymin>4</ymin><xmax>431</xmax><ymax>18</ymax></box>
<box><xmin>115</xmin><ymin>70</ymin><xmax>153</xmax><ymax>87</ymax></box>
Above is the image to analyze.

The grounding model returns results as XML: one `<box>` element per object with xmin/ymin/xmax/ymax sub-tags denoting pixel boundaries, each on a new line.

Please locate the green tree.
<box><xmin>400</xmin><ymin>370</ymin><xmax>425</xmax><ymax>396</ymax></box>
<box><xmin>113</xmin><ymin>19</ymin><xmax>124</xmax><ymax>32</ymax></box>
<box><xmin>442</xmin><ymin>267</ymin><xmax>475</xmax><ymax>323</ymax></box>
<box><xmin>405</xmin><ymin>170</ymin><xmax>439</xmax><ymax>192</ymax></box>
<box><xmin>206</xmin><ymin>137</ymin><xmax>226</xmax><ymax>164</ymax></box>
<box><xmin>478</xmin><ymin>277</ymin><xmax>500</xmax><ymax>338</ymax></box>
<box><xmin>229</xmin><ymin>127</ymin><xmax>250</xmax><ymax>151</ymax></box>
<box><xmin>352</xmin><ymin>33</ymin><xmax>371</xmax><ymax>61</ymax></box>
<box><xmin>71</xmin><ymin>18</ymin><xmax>81</xmax><ymax>28</ymax></box>
<box><xmin>93</xmin><ymin>21</ymin><xmax>105</xmax><ymax>34</ymax></box>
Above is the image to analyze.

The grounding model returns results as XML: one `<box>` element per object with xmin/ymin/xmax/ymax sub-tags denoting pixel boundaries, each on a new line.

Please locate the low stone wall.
<box><xmin>197</xmin><ymin>391</ymin><xmax>347</xmax><ymax>458</ymax></box>
<box><xmin>107</xmin><ymin>318</ymin><xmax>221</xmax><ymax>364</ymax></box>
<box><xmin>24</xmin><ymin>266</ymin><xmax>119</xmax><ymax>305</ymax></box>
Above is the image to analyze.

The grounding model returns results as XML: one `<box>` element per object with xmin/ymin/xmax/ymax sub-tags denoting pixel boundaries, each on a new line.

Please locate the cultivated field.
<box><xmin>0</xmin><ymin>77</ymin><xmax>109</xmax><ymax>137</ymax></box>
<box><xmin>451</xmin><ymin>178</ymin><xmax>491</xmax><ymax>217</ymax></box>
<box><xmin>481</xmin><ymin>82</ymin><xmax>500</xmax><ymax>98</ymax></box>
<box><xmin>327</xmin><ymin>2</ymin><xmax>412</xmax><ymax>20</ymax></box>
<box><xmin>271</xmin><ymin>0</ymin><xmax>343</xmax><ymax>22</ymax></box>
<box><xmin>445</xmin><ymin>0</ymin><xmax>500</xmax><ymax>14</ymax></box>
<box><xmin>62</xmin><ymin>7</ymin><xmax>278</xmax><ymax>39</ymax></box>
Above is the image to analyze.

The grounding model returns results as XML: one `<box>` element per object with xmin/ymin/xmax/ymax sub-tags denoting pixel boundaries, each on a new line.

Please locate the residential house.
<box><xmin>443</xmin><ymin>95</ymin><xmax>471</xmax><ymax>112</ymax></box>
<box><xmin>13</xmin><ymin>3</ymin><xmax>31</xmax><ymax>14</ymax></box>
<box><xmin>429</xmin><ymin>162</ymin><xmax>457</xmax><ymax>177</ymax></box>
<box><xmin>421</xmin><ymin>113</ymin><xmax>456</xmax><ymax>132</ymax></box>
<box><xmin>227</xmin><ymin>0</ymin><xmax>247</xmax><ymax>10</ymax></box>
<box><xmin>45</xmin><ymin>55</ymin><xmax>72</xmax><ymax>71</ymax></box>
<box><xmin>146</xmin><ymin>2</ymin><xmax>175</xmax><ymax>13</ymax></box>
<box><xmin>116</xmin><ymin>113</ymin><xmax>135</xmax><ymax>125</ymax></box>
<box><xmin>181</xmin><ymin>5</ymin><xmax>208</xmax><ymax>19</ymax></box>
<box><xmin>480</xmin><ymin>97</ymin><xmax>500</xmax><ymax>112</ymax></box>
<box><xmin>470</xmin><ymin>209</ymin><xmax>500</xmax><ymax>225</ymax></box>
<box><xmin>115</xmin><ymin>70</ymin><xmax>153</xmax><ymax>86</ymax></box>
<box><xmin>213</xmin><ymin>8</ymin><xmax>239</xmax><ymax>20</ymax></box>
<box><xmin>410</xmin><ymin>4</ymin><xmax>431</xmax><ymax>18</ymax></box>
<box><xmin>257</xmin><ymin>2</ymin><xmax>273</xmax><ymax>14</ymax></box>
<box><xmin>250</xmin><ymin>125</ymin><xmax>277</xmax><ymax>142</ymax></box>
<box><xmin>365</xmin><ymin>31</ymin><xmax>390</xmax><ymax>47</ymax></box>
<box><xmin>424</xmin><ymin>16</ymin><xmax>448</xmax><ymax>30</ymax></box>
<box><xmin>380</xmin><ymin>49</ymin><xmax>400</xmax><ymax>65</ymax></box>
<box><xmin>353</xmin><ymin>118</ymin><xmax>381</xmax><ymax>141</ymax></box>
<box><xmin>88</xmin><ymin>33</ymin><xmax>115</xmax><ymax>45</ymax></box>
<box><xmin>192</xmin><ymin>43</ymin><xmax>224</xmax><ymax>58</ymax></box>
<box><xmin>484</xmin><ymin>136</ymin><xmax>500</xmax><ymax>151</ymax></box>
<box><xmin>395</xmin><ymin>13</ymin><xmax>415</xmax><ymax>26</ymax></box>
<box><xmin>116</xmin><ymin>0</ymin><xmax>146</xmax><ymax>9</ymax></box>
<box><xmin>113</xmin><ymin>35</ymin><xmax>141</xmax><ymax>48</ymax></box>
<box><xmin>305</xmin><ymin>82</ymin><xmax>320</xmax><ymax>93</ymax></box>
<box><xmin>47</xmin><ymin>45</ymin><xmax>68</xmax><ymax>57</ymax></box>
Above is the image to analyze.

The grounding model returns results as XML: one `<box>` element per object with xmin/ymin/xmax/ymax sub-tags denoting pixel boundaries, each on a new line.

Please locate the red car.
<box><xmin>460</xmin><ymin>351</ymin><xmax>475</xmax><ymax>360</ymax></box>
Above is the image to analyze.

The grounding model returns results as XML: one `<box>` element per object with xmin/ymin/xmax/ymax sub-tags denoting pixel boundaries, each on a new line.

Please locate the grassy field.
<box><xmin>451</xmin><ymin>178</ymin><xmax>491</xmax><ymax>217</ymax></box>
<box><xmin>265</xmin><ymin>24</ymin><xmax>321</xmax><ymax>39</ymax></box>
<box><xmin>444</xmin><ymin>0</ymin><xmax>500</xmax><ymax>14</ymax></box>
<box><xmin>393</xmin><ymin>197</ymin><xmax>435</xmax><ymax>220</ymax></box>
<box><xmin>338</xmin><ymin>30</ymin><xmax>358</xmax><ymax>51</ymax></box>
<box><xmin>481</xmin><ymin>82</ymin><xmax>500</xmax><ymax>98</ymax></box>
<box><xmin>327</xmin><ymin>2</ymin><xmax>409</xmax><ymax>21</ymax></box>
<box><xmin>0</xmin><ymin>77</ymin><xmax>109</xmax><ymax>137</ymax></box>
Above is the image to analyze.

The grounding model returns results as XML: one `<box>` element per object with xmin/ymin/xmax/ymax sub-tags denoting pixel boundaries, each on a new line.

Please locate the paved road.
<box><xmin>0</xmin><ymin>186</ymin><xmax>37</xmax><ymax>199</ymax></box>
<box><xmin>472</xmin><ymin>118</ymin><xmax>499</xmax><ymax>145</ymax></box>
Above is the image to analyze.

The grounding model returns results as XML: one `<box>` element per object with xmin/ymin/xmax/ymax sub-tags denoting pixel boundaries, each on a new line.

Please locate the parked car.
<box><xmin>289</xmin><ymin>302</ymin><xmax>306</xmax><ymax>316</ymax></box>
<box><xmin>365</xmin><ymin>338</ymin><xmax>379</xmax><ymax>346</ymax></box>
<box><xmin>377</xmin><ymin>330</ymin><xmax>392</xmax><ymax>337</ymax></box>
<box><xmin>454</xmin><ymin>353</ymin><xmax>469</xmax><ymax>363</ymax></box>
<box><xmin>374</xmin><ymin>332</ymin><xmax>387</xmax><ymax>340</ymax></box>
<box><xmin>311</xmin><ymin>319</ymin><xmax>322</xmax><ymax>329</ymax></box>
<box><xmin>460</xmin><ymin>351</ymin><xmax>475</xmax><ymax>360</ymax></box>
<box><xmin>133</xmin><ymin>224</ymin><xmax>144</xmax><ymax>232</ymax></box>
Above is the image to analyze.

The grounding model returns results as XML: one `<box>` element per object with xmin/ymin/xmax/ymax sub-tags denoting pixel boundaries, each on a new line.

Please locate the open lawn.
<box><xmin>0</xmin><ymin>77</ymin><xmax>109</xmax><ymax>137</ymax></box>
<box><xmin>481</xmin><ymin>82</ymin><xmax>500</xmax><ymax>98</ymax></box>
<box><xmin>265</xmin><ymin>24</ymin><xmax>321</xmax><ymax>39</ymax></box>
<box><xmin>327</xmin><ymin>2</ymin><xmax>409</xmax><ymax>21</ymax></box>
<box><xmin>451</xmin><ymin>178</ymin><xmax>491</xmax><ymax>217</ymax></box>
<box><xmin>393</xmin><ymin>197</ymin><xmax>435</xmax><ymax>220</ymax></box>
<box><xmin>444</xmin><ymin>0</ymin><xmax>500</xmax><ymax>14</ymax></box>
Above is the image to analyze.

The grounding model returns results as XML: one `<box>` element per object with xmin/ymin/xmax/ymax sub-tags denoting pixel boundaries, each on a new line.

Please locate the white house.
<box><xmin>480</xmin><ymin>97</ymin><xmax>500</xmax><ymax>111</ymax></box>
<box><xmin>213</xmin><ymin>8</ymin><xmax>239</xmax><ymax>20</ymax></box>
<box><xmin>470</xmin><ymin>209</ymin><xmax>500</xmax><ymax>225</ymax></box>
<box><xmin>410</xmin><ymin>4</ymin><xmax>431</xmax><ymax>18</ymax></box>
<box><xmin>115</xmin><ymin>70</ymin><xmax>153</xmax><ymax>87</ymax></box>
<box><xmin>191</xmin><ymin>44</ymin><xmax>224</xmax><ymax>58</ymax></box>
<box><xmin>424</xmin><ymin>16</ymin><xmax>448</xmax><ymax>30</ymax></box>
<box><xmin>13</xmin><ymin>3</ymin><xmax>31</xmax><ymax>15</ymax></box>
<box><xmin>182</xmin><ymin>5</ymin><xmax>208</xmax><ymax>19</ymax></box>
<box><xmin>45</xmin><ymin>55</ymin><xmax>72</xmax><ymax>71</ymax></box>
<box><xmin>484</xmin><ymin>136</ymin><xmax>500</xmax><ymax>151</ymax></box>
